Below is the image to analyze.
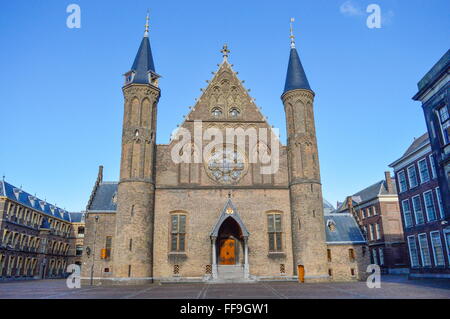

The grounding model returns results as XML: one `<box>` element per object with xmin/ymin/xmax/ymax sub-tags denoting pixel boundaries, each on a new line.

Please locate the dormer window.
<box><xmin>229</xmin><ymin>108</ymin><xmax>240</xmax><ymax>118</ymax></box>
<box><xmin>327</xmin><ymin>219</ymin><xmax>336</xmax><ymax>232</ymax></box>
<box><xmin>212</xmin><ymin>107</ymin><xmax>223</xmax><ymax>118</ymax></box>
<box><xmin>148</xmin><ymin>71</ymin><xmax>160</xmax><ymax>87</ymax></box>
<box><xmin>124</xmin><ymin>71</ymin><xmax>135</xmax><ymax>85</ymax></box>
<box><xmin>13</xmin><ymin>188</ymin><xmax>21</xmax><ymax>200</ymax></box>
<box><xmin>28</xmin><ymin>196</ymin><xmax>37</xmax><ymax>207</ymax></box>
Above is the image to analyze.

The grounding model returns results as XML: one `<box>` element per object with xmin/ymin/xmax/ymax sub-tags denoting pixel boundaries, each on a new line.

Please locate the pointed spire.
<box><xmin>283</xmin><ymin>18</ymin><xmax>311</xmax><ymax>94</ymax></box>
<box><xmin>126</xmin><ymin>13</ymin><xmax>156</xmax><ymax>84</ymax></box>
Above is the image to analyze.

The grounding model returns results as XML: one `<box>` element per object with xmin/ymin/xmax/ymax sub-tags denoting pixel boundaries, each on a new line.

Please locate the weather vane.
<box><xmin>290</xmin><ymin>17</ymin><xmax>296</xmax><ymax>49</ymax></box>
<box><xmin>144</xmin><ymin>11</ymin><xmax>150</xmax><ymax>37</ymax></box>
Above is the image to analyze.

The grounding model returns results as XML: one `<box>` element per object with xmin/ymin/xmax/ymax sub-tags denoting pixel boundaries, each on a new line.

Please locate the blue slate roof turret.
<box><xmin>283</xmin><ymin>47</ymin><xmax>311</xmax><ymax>94</ymax></box>
<box><xmin>129</xmin><ymin>36</ymin><xmax>156</xmax><ymax>84</ymax></box>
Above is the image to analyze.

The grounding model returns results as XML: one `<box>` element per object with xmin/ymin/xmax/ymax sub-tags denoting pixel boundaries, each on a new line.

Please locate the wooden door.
<box><xmin>298</xmin><ymin>265</ymin><xmax>305</xmax><ymax>283</ymax></box>
<box><xmin>219</xmin><ymin>238</ymin><xmax>236</xmax><ymax>265</ymax></box>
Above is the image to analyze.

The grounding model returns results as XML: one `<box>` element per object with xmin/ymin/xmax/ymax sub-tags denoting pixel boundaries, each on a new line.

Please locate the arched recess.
<box><xmin>210</xmin><ymin>199</ymin><xmax>249</xmax><ymax>266</ymax></box>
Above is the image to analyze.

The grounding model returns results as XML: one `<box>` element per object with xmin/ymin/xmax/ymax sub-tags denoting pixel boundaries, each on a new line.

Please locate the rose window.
<box><xmin>206</xmin><ymin>146</ymin><xmax>247</xmax><ymax>184</ymax></box>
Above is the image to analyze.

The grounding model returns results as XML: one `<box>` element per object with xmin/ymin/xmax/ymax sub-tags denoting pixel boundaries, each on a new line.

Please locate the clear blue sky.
<box><xmin>1</xmin><ymin>0</ymin><xmax>449</xmax><ymax>211</ymax></box>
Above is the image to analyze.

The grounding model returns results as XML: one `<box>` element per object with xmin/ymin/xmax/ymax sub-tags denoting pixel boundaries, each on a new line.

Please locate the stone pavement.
<box><xmin>0</xmin><ymin>275</ymin><xmax>449</xmax><ymax>299</ymax></box>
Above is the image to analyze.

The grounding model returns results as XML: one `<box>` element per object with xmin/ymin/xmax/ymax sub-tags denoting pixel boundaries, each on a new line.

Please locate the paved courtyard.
<box><xmin>0</xmin><ymin>275</ymin><xmax>449</xmax><ymax>299</ymax></box>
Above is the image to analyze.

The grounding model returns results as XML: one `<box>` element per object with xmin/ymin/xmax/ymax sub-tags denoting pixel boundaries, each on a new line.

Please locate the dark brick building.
<box><xmin>390</xmin><ymin>133</ymin><xmax>449</xmax><ymax>278</ymax></box>
<box><xmin>336</xmin><ymin>172</ymin><xmax>408</xmax><ymax>274</ymax></box>
<box><xmin>412</xmin><ymin>49</ymin><xmax>449</xmax><ymax>215</ymax></box>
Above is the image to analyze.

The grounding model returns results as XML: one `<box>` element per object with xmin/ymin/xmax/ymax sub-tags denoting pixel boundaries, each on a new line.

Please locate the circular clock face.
<box><xmin>206</xmin><ymin>145</ymin><xmax>247</xmax><ymax>184</ymax></box>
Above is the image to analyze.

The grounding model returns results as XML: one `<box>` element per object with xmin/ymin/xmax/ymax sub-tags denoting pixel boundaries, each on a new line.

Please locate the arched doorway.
<box><xmin>217</xmin><ymin>217</ymin><xmax>243</xmax><ymax>265</ymax></box>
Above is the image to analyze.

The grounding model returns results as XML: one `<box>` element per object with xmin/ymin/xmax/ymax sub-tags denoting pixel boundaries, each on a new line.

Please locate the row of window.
<box><xmin>328</xmin><ymin>268</ymin><xmax>357</xmax><ymax>277</ymax></box>
<box><xmin>170</xmin><ymin>212</ymin><xmax>284</xmax><ymax>253</ymax></box>
<box><xmin>0</xmin><ymin>254</ymin><xmax>38</xmax><ymax>277</ymax></box>
<box><xmin>407</xmin><ymin>231</ymin><xmax>450</xmax><ymax>268</ymax></box>
<box><xmin>4</xmin><ymin>202</ymin><xmax>71</xmax><ymax>237</ymax></box>
<box><xmin>363</xmin><ymin>223</ymin><xmax>382</xmax><ymax>241</ymax></box>
<box><xmin>45</xmin><ymin>258</ymin><xmax>68</xmax><ymax>277</ymax></box>
<box><xmin>211</xmin><ymin>107</ymin><xmax>241</xmax><ymax>118</ymax></box>
<box><xmin>327</xmin><ymin>248</ymin><xmax>357</xmax><ymax>263</ymax></box>
<box><xmin>397</xmin><ymin>154</ymin><xmax>437</xmax><ymax>193</ymax></box>
<box><xmin>46</xmin><ymin>240</ymin><xmax>70</xmax><ymax>256</ymax></box>
<box><xmin>1</xmin><ymin>230</ymin><xmax>41</xmax><ymax>252</ymax></box>
<box><xmin>0</xmin><ymin>230</ymin><xmax>70</xmax><ymax>256</ymax></box>
<box><xmin>357</xmin><ymin>206</ymin><xmax>378</xmax><ymax>220</ymax></box>
<box><xmin>371</xmin><ymin>248</ymin><xmax>385</xmax><ymax>266</ymax></box>
<box><xmin>401</xmin><ymin>187</ymin><xmax>444</xmax><ymax>228</ymax></box>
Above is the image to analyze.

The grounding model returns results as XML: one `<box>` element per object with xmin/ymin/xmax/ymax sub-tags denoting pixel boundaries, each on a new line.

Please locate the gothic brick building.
<box><xmin>81</xmin><ymin>17</ymin><xmax>369</xmax><ymax>284</ymax></box>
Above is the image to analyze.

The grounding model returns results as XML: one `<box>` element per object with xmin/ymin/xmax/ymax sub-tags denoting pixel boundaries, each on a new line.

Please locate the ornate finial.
<box><xmin>221</xmin><ymin>44</ymin><xmax>230</xmax><ymax>61</ymax></box>
<box><xmin>290</xmin><ymin>17</ymin><xmax>296</xmax><ymax>49</ymax></box>
<box><xmin>144</xmin><ymin>11</ymin><xmax>150</xmax><ymax>37</ymax></box>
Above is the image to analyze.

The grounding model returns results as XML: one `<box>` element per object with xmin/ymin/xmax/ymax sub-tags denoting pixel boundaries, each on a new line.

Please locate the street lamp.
<box><xmin>90</xmin><ymin>215</ymin><xmax>99</xmax><ymax>286</ymax></box>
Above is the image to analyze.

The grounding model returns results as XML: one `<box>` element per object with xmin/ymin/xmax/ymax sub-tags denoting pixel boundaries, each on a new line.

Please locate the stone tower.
<box><xmin>281</xmin><ymin>21</ymin><xmax>328</xmax><ymax>281</ymax></box>
<box><xmin>112</xmin><ymin>15</ymin><xmax>160</xmax><ymax>282</ymax></box>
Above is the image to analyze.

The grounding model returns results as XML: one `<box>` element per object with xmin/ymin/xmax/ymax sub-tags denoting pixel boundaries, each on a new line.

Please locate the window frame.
<box><xmin>378</xmin><ymin>248</ymin><xmax>384</xmax><ymax>266</ymax></box>
<box><xmin>170</xmin><ymin>213</ymin><xmax>187</xmax><ymax>253</ymax></box>
<box><xmin>411</xmin><ymin>195</ymin><xmax>425</xmax><ymax>225</ymax></box>
<box><xmin>437</xmin><ymin>105</ymin><xmax>450</xmax><ymax>145</ymax></box>
<box><xmin>407</xmin><ymin>164</ymin><xmax>419</xmax><ymax>189</ymax></box>
<box><xmin>401</xmin><ymin>199</ymin><xmax>413</xmax><ymax>228</ymax></box>
<box><xmin>418</xmin><ymin>233</ymin><xmax>432</xmax><ymax>267</ymax></box>
<box><xmin>429</xmin><ymin>154</ymin><xmax>437</xmax><ymax>179</ymax></box>
<box><xmin>435</xmin><ymin>187</ymin><xmax>444</xmax><ymax>219</ymax></box>
<box><xmin>422</xmin><ymin>190</ymin><xmax>437</xmax><ymax>222</ymax></box>
<box><xmin>267</xmin><ymin>212</ymin><xmax>283</xmax><ymax>252</ymax></box>
<box><xmin>417</xmin><ymin>158</ymin><xmax>430</xmax><ymax>184</ymax></box>
<box><xmin>430</xmin><ymin>231</ymin><xmax>445</xmax><ymax>267</ymax></box>
<box><xmin>397</xmin><ymin>170</ymin><xmax>408</xmax><ymax>193</ymax></box>
<box><xmin>407</xmin><ymin>235</ymin><xmax>420</xmax><ymax>268</ymax></box>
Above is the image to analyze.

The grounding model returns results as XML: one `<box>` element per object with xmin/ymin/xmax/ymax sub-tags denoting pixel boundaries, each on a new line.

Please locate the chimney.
<box><xmin>97</xmin><ymin>165</ymin><xmax>104</xmax><ymax>184</ymax></box>
<box><xmin>385</xmin><ymin>171</ymin><xmax>392</xmax><ymax>193</ymax></box>
<box><xmin>346</xmin><ymin>196</ymin><xmax>353</xmax><ymax>210</ymax></box>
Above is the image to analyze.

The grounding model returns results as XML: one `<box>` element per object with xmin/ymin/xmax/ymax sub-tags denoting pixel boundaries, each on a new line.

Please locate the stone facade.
<box><xmin>327</xmin><ymin>245</ymin><xmax>370</xmax><ymax>282</ymax></box>
<box><xmin>81</xmin><ymin>23</ymin><xmax>368</xmax><ymax>284</ymax></box>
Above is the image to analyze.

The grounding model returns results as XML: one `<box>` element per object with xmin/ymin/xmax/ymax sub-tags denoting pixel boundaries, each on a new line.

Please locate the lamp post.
<box><xmin>90</xmin><ymin>215</ymin><xmax>99</xmax><ymax>286</ymax></box>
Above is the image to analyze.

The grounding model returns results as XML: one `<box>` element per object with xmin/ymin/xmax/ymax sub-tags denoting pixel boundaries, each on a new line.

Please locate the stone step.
<box><xmin>218</xmin><ymin>265</ymin><xmax>244</xmax><ymax>279</ymax></box>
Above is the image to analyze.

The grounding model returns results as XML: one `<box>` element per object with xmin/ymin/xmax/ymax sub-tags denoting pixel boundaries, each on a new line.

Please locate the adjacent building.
<box><xmin>412</xmin><ymin>49</ymin><xmax>449</xmax><ymax>214</ymax></box>
<box><xmin>0</xmin><ymin>180</ymin><xmax>83</xmax><ymax>281</ymax></box>
<box><xmin>390</xmin><ymin>133</ymin><xmax>450</xmax><ymax>278</ymax></box>
<box><xmin>68</xmin><ymin>212</ymin><xmax>86</xmax><ymax>268</ymax></box>
<box><xmin>336</xmin><ymin>172</ymin><xmax>408</xmax><ymax>274</ymax></box>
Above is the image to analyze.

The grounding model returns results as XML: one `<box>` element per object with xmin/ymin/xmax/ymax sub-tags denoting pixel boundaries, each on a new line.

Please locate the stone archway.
<box><xmin>217</xmin><ymin>217</ymin><xmax>243</xmax><ymax>265</ymax></box>
<box><xmin>210</xmin><ymin>199</ymin><xmax>250</xmax><ymax>280</ymax></box>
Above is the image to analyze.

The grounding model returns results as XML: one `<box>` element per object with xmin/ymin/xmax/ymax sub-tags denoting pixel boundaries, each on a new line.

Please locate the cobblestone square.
<box><xmin>0</xmin><ymin>275</ymin><xmax>449</xmax><ymax>299</ymax></box>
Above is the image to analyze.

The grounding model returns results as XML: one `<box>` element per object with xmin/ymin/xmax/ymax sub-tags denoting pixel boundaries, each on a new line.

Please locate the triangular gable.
<box><xmin>210</xmin><ymin>198</ymin><xmax>249</xmax><ymax>238</ymax></box>
<box><xmin>169</xmin><ymin>57</ymin><xmax>282</xmax><ymax>146</ymax></box>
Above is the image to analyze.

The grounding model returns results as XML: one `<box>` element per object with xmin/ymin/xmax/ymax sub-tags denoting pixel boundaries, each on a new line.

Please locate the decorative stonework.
<box><xmin>205</xmin><ymin>144</ymin><xmax>248</xmax><ymax>184</ymax></box>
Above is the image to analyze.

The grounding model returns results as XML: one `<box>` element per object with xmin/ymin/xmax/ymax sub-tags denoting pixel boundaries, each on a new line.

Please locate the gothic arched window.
<box><xmin>229</xmin><ymin>107</ymin><xmax>240</xmax><ymax>118</ymax></box>
<box><xmin>211</xmin><ymin>107</ymin><xmax>223</xmax><ymax>118</ymax></box>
